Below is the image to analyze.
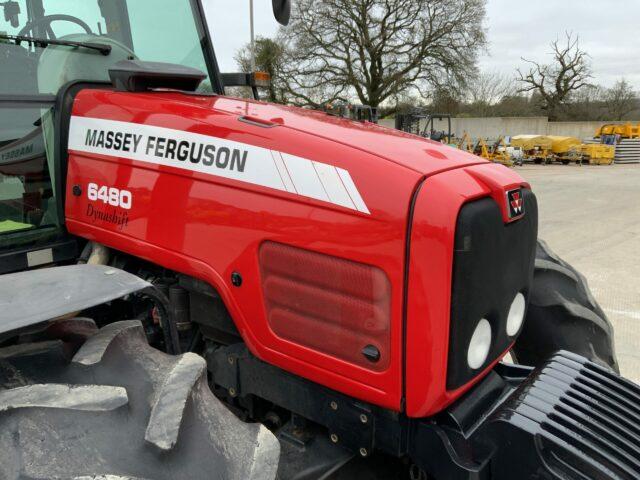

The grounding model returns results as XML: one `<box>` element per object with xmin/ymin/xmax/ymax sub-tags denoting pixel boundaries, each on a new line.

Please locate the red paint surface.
<box><xmin>65</xmin><ymin>89</ymin><xmax>528</xmax><ymax>415</ymax></box>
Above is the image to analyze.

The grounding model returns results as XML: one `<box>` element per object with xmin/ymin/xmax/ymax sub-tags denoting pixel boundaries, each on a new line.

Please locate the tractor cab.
<box><xmin>0</xmin><ymin>0</ymin><xmax>288</xmax><ymax>272</ymax></box>
<box><xmin>0</xmin><ymin>0</ymin><xmax>218</xmax><ymax>268</ymax></box>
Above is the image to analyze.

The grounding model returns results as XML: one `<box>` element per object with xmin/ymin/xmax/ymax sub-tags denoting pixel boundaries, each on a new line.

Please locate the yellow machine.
<box><xmin>510</xmin><ymin>135</ymin><xmax>553</xmax><ymax>164</ymax></box>
<box><xmin>473</xmin><ymin>138</ymin><xmax>490</xmax><ymax>160</ymax></box>
<box><xmin>489</xmin><ymin>137</ymin><xmax>513</xmax><ymax>167</ymax></box>
<box><xmin>548</xmin><ymin>136</ymin><xmax>581</xmax><ymax>154</ymax></box>
<box><xmin>473</xmin><ymin>137</ymin><xmax>513</xmax><ymax>167</ymax></box>
<box><xmin>456</xmin><ymin>131</ymin><xmax>474</xmax><ymax>153</ymax></box>
<box><xmin>510</xmin><ymin>135</ymin><xmax>553</xmax><ymax>151</ymax></box>
<box><xmin>595</xmin><ymin>123</ymin><xmax>640</xmax><ymax>139</ymax></box>
<box><xmin>548</xmin><ymin>136</ymin><xmax>582</xmax><ymax>164</ymax></box>
<box><xmin>581</xmin><ymin>144</ymin><xmax>615</xmax><ymax>165</ymax></box>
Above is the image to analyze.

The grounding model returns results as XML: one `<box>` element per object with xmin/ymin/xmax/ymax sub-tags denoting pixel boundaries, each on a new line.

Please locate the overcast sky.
<box><xmin>204</xmin><ymin>0</ymin><xmax>640</xmax><ymax>89</ymax></box>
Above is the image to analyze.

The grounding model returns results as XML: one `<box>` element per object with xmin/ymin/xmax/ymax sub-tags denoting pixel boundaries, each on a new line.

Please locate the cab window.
<box><xmin>0</xmin><ymin>105</ymin><xmax>60</xmax><ymax>249</ymax></box>
<box><xmin>0</xmin><ymin>0</ymin><xmax>215</xmax><ymax>96</ymax></box>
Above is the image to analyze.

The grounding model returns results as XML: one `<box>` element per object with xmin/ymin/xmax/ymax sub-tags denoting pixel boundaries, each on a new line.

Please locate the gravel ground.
<box><xmin>517</xmin><ymin>163</ymin><xmax>640</xmax><ymax>382</ymax></box>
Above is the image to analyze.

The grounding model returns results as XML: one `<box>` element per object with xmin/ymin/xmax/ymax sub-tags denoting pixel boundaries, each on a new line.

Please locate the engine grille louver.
<box><xmin>486</xmin><ymin>351</ymin><xmax>640</xmax><ymax>480</ymax></box>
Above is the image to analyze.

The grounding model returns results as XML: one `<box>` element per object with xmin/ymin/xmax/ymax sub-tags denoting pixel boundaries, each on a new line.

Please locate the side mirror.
<box><xmin>2</xmin><ymin>1</ymin><xmax>21</xmax><ymax>28</ymax></box>
<box><xmin>272</xmin><ymin>0</ymin><xmax>291</xmax><ymax>26</ymax></box>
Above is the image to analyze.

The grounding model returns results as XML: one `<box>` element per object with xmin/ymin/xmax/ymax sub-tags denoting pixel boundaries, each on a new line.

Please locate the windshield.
<box><xmin>0</xmin><ymin>0</ymin><xmax>215</xmax><ymax>95</ymax></box>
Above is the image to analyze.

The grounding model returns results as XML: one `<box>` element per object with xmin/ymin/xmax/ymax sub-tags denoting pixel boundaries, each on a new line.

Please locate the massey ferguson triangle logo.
<box><xmin>507</xmin><ymin>188</ymin><xmax>525</xmax><ymax>218</ymax></box>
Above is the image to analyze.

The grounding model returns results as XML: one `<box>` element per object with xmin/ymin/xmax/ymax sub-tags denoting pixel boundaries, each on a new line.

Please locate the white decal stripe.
<box><xmin>270</xmin><ymin>151</ymin><xmax>296</xmax><ymax>193</ymax></box>
<box><xmin>281</xmin><ymin>153</ymin><xmax>330</xmax><ymax>203</ymax></box>
<box><xmin>267</xmin><ymin>151</ymin><xmax>287</xmax><ymax>191</ymax></box>
<box><xmin>312</xmin><ymin>161</ymin><xmax>356</xmax><ymax>210</ymax></box>
<box><xmin>337</xmin><ymin>168</ymin><xmax>370</xmax><ymax>214</ymax></box>
<box><xmin>69</xmin><ymin>116</ymin><xmax>286</xmax><ymax>193</ymax></box>
<box><xmin>311</xmin><ymin>161</ymin><xmax>331</xmax><ymax>201</ymax></box>
<box><xmin>68</xmin><ymin>116</ymin><xmax>370</xmax><ymax>214</ymax></box>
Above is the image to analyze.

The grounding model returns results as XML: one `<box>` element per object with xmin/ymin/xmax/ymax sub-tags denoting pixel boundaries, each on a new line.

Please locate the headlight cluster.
<box><xmin>467</xmin><ymin>293</ymin><xmax>526</xmax><ymax>370</ymax></box>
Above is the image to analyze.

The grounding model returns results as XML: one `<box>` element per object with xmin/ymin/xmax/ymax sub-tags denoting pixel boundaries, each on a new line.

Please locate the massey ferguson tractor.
<box><xmin>0</xmin><ymin>1</ymin><xmax>634</xmax><ymax>479</ymax></box>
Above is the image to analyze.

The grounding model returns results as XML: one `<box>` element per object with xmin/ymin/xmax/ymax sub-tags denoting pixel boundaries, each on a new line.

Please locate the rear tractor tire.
<box><xmin>0</xmin><ymin>319</ymin><xmax>279</xmax><ymax>480</ymax></box>
<box><xmin>513</xmin><ymin>239</ymin><xmax>619</xmax><ymax>372</ymax></box>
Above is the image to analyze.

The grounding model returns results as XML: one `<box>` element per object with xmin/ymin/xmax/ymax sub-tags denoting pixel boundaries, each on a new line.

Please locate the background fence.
<box><xmin>379</xmin><ymin>117</ymin><xmax>639</xmax><ymax>140</ymax></box>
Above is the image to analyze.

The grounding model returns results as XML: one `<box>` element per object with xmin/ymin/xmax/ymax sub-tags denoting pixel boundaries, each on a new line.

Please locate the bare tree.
<box><xmin>517</xmin><ymin>32</ymin><xmax>592</xmax><ymax>121</ymax></box>
<box><xmin>275</xmin><ymin>0</ymin><xmax>487</xmax><ymax>111</ymax></box>
<box><xmin>565</xmin><ymin>84</ymin><xmax>607</xmax><ymax>120</ymax></box>
<box><xmin>468</xmin><ymin>71</ymin><xmax>515</xmax><ymax>104</ymax></box>
<box><xmin>465</xmin><ymin>71</ymin><xmax>516</xmax><ymax>116</ymax></box>
<box><xmin>603</xmin><ymin>79</ymin><xmax>637</xmax><ymax>120</ymax></box>
<box><xmin>491</xmin><ymin>94</ymin><xmax>543</xmax><ymax>117</ymax></box>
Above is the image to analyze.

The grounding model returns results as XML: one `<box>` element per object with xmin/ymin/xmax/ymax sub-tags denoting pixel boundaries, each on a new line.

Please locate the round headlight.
<box><xmin>467</xmin><ymin>319</ymin><xmax>492</xmax><ymax>370</ymax></box>
<box><xmin>506</xmin><ymin>293</ymin><xmax>526</xmax><ymax>337</ymax></box>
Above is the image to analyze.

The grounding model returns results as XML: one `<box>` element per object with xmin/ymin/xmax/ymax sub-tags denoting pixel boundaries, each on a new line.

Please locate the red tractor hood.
<box><xmin>207</xmin><ymin>96</ymin><xmax>483</xmax><ymax>176</ymax></box>
<box><xmin>66</xmin><ymin>89</ymin><xmax>528</xmax><ymax>412</ymax></box>
<box><xmin>67</xmin><ymin>90</ymin><xmax>489</xmax><ymax>221</ymax></box>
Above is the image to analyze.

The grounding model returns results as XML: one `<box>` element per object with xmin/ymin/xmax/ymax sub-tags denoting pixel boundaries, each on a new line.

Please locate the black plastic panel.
<box><xmin>447</xmin><ymin>190</ymin><xmax>538</xmax><ymax>390</ymax></box>
<box><xmin>0</xmin><ymin>237</ymin><xmax>78</xmax><ymax>275</ymax></box>
<box><xmin>484</xmin><ymin>351</ymin><xmax>640</xmax><ymax>480</ymax></box>
<box><xmin>109</xmin><ymin>60</ymin><xmax>206</xmax><ymax>92</ymax></box>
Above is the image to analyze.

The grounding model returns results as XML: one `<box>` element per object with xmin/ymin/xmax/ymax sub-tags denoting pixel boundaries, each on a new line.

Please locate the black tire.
<box><xmin>0</xmin><ymin>319</ymin><xmax>280</xmax><ymax>480</ymax></box>
<box><xmin>513</xmin><ymin>239</ymin><xmax>619</xmax><ymax>372</ymax></box>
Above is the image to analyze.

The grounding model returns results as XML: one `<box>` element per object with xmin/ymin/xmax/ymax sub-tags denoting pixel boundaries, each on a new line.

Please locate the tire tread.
<box><xmin>514</xmin><ymin>239</ymin><xmax>618</xmax><ymax>371</ymax></box>
<box><xmin>0</xmin><ymin>320</ymin><xmax>279</xmax><ymax>480</ymax></box>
